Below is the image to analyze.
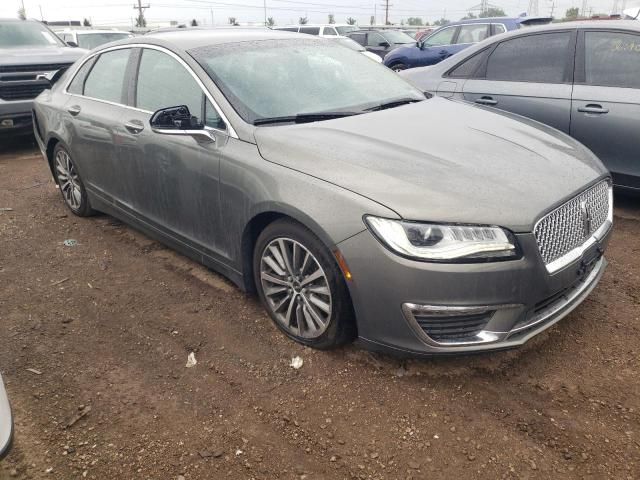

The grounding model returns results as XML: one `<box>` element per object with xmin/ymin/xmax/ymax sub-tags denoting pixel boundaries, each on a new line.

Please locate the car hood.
<box><xmin>254</xmin><ymin>98</ymin><xmax>607</xmax><ymax>232</ymax></box>
<box><xmin>0</xmin><ymin>46</ymin><xmax>87</xmax><ymax>66</ymax></box>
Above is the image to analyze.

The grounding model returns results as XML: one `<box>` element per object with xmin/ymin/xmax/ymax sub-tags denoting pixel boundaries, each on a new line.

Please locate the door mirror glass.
<box><xmin>66</xmin><ymin>40</ymin><xmax>78</xmax><ymax>47</ymax></box>
<box><xmin>150</xmin><ymin>106</ymin><xmax>204</xmax><ymax>131</ymax></box>
<box><xmin>379</xmin><ymin>41</ymin><xmax>390</xmax><ymax>48</ymax></box>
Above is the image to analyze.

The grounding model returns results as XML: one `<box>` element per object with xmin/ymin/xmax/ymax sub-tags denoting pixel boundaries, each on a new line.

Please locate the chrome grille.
<box><xmin>534</xmin><ymin>180</ymin><xmax>610</xmax><ymax>267</ymax></box>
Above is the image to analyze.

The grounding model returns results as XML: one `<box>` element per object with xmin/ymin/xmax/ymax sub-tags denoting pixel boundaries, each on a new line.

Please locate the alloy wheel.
<box><xmin>260</xmin><ymin>238</ymin><xmax>332</xmax><ymax>339</ymax></box>
<box><xmin>55</xmin><ymin>149</ymin><xmax>82</xmax><ymax>211</ymax></box>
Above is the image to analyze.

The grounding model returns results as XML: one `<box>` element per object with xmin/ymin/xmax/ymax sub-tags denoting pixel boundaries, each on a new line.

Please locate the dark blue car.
<box><xmin>384</xmin><ymin>16</ymin><xmax>552</xmax><ymax>71</ymax></box>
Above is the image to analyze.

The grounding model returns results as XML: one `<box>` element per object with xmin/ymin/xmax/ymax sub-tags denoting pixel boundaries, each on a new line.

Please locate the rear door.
<box><xmin>571</xmin><ymin>29</ymin><xmax>640</xmax><ymax>190</ymax></box>
<box><xmin>462</xmin><ymin>30</ymin><xmax>576</xmax><ymax>133</ymax></box>
<box><xmin>64</xmin><ymin>47</ymin><xmax>134</xmax><ymax>202</ymax></box>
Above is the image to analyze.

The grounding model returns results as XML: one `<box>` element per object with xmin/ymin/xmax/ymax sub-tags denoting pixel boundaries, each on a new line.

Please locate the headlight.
<box><xmin>365</xmin><ymin>216</ymin><xmax>519</xmax><ymax>262</ymax></box>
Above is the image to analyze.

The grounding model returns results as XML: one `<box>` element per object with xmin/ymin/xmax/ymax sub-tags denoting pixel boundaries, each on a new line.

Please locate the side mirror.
<box><xmin>66</xmin><ymin>41</ymin><xmax>78</xmax><ymax>47</ymax></box>
<box><xmin>379</xmin><ymin>41</ymin><xmax>390</xmax><ymax>48</ymax></box>
<box><xmin>150</xmin><ymin>106</ymin><xmax>215</xmax><ymax>142</ymax></box>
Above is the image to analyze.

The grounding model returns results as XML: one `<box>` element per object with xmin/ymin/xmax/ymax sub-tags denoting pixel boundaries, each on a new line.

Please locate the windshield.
<box><xmin>332</xmin><ymin>37</ymin><xmax>364</xmax><ymax>52</ymax></box>
<box><xmin>190</xmin><ymin>39</ymin><xmax>423</xmax><ymax>124</ymax></box>
<box><xmin>336</xmin><ymin>26</ymin><xmax>358</xmax><ymax>35</ymax></box>
<box><xmin>0</xmin><ymin>21</ymin><xmax>64</xmax><ymax>48</ymax></box>
<box><xmin>77</xmin><ymin>32</ymin><xmax>130</xmax><ymax>49</ymax></box>
<box><xmin>382</xmin><ymin>30</ymin><xmax>415</xmax><ymax>44</ymax></box>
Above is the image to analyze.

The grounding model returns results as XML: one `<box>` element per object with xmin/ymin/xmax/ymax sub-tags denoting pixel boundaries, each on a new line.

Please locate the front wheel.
<box><xmin>391</xmin><ymin>63</ymin><xmax>408</xmax><ymax>72</ymax></box>
<box><xmin>253</xmin><ymin>219</ymin><xmax>356</xmax><ymax>349</ymax></box>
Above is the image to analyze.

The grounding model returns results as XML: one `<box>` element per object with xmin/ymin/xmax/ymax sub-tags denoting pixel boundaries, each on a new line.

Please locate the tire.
<box><xmin>253</xmin><ymin>219</ymin><xmax>356</xmax><ymax>349</ymax></box>
<box><xmin>52</xmin><ymin>143</ymin><xmax>95</xmax><ymax>217</ymax></box>
<box><xmin>391</xmin><ymin>63</ymin><xmax>408</xmax><ymax>72</ymax></box>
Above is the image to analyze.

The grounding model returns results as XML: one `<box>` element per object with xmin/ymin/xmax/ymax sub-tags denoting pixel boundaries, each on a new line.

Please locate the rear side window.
<box><xmin>299</xmin><ymin>27</ymin><xmax>320</xmax><ymax>35</ymax></box>
<box><xmin>584</xmin><ymin>31</ymin><xmax>640</xmax><ymax>89</ymax></box>
<box><xmin>67</xmin><ymin>58</ymin><xmax>94</xmax><ymax>94</ymax></box>
<box><xmin>456</xmin><ymin>24</ymin><xmax>489</xmax><ymax>44</ymax></box>
<box><xmin>136</xmin><ymin>48</ymin><xmax>204</xmax><ymax>119</ymax></box>
<box><xmin>323</xmin><ymin>27</ymin><xmax>337</xmax><ymax>36</ymax></box>
<box><xmin>485</xmin><ymin>32</ymin><xmax>572</xmax><ymax>83</ymax></box>
<box><xmin>492</xmin><ymin>24</ymin><xmax>506</xmax><ymax>35</ymax></box>
<box><xmin>84</xmin><ymin>48</ymin><xmax>130</xmax><ymax>103</ymax></box>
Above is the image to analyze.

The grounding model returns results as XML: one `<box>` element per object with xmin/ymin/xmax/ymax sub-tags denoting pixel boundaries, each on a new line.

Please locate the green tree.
<box><xmin>370</xmin><ymin>15</ymin><xmax>375</xmax><ymax>25</ymax></box>
<box><xmin>267</xmin><ymin>17</ymin><xmax>275</xmax><ymax>27</ymax></box>
<box><xmin>406</xmin><ymin>17</ymin><xmax>423</xmax><ymax>26</ymax></box>
<box><xmin>433</xmin><ymin>17</ymin><xmax>449</xmax><ymax>26</ymax></box>
<box><xmin>461</xmin><ymin>12</ymin><xmax>477</xmax><ymax>20</ymax></box>
<box><xmin>565</xmin><ymin>7</ymin><xmax>580</xmax><ymax>20</ymax></box>
<box><xmin>191</xmin><ymin>19</ymin><xmax>198</xmax><ymax>26</ymax></box>
<box><xmin>228</xmin><ymin>17</ymin><xmax>238</xmax><ymax>26</ymax></box>
<box><xmin>479</xmin><ymin>7</ymin><xmax>506</xmax><ymax>18</ymax></box>
<box><xmin>17</xmin><ymin>7</ymin><xmax>26</xmax><ymax>20</ymax></box>
<box><xmin>299</xmin><ymin>16</ymin><xmax>308</xmax><ymax>24</ymax></box>
<box><xmin>328</xmin><ymin>14</ymin><xmax>335</xmax><ymax>24</ymax></box>
<box><xmin>346</xmin><ymin>17</ymin><xmax>357</xmax><ymax>25</ymax></box>
<box><xmin>135</xmin><ymin>15</ymin><xmax>146</xmax><ymax>28</ymax></box>
<box><xmin>83</xmin><ymin>18</ymin><xmax>92</xmax><ymax>27</ymax></box>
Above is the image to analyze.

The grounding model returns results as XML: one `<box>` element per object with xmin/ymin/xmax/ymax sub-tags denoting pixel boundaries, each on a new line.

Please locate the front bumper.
<box><xmin>338</xmin><ymin>227</ymin><xmax>611</xmax><ymax>356</ymax></box>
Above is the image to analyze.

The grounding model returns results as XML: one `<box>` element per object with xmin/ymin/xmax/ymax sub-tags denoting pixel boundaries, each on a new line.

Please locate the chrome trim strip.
<box><xmin>535</xmin><ymin>182</ymin><xmax>613</xmax><ymax>274</ymax></box>
<box><xmin>62</xmin><ymin>43</ymin><xmax>238</xmax><ymax>139</ymax></box>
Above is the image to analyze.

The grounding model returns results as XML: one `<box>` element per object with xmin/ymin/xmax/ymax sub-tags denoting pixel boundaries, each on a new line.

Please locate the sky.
<box><xmin>2</xmin><ymin>0</ymin><xmax>637</xmax><ymax>28</ymax></box>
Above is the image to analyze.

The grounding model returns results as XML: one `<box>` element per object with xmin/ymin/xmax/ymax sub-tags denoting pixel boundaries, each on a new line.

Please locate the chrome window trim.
<box><xmin>63</xmin><ymin>43</ymin><xmax>238</xmax><ymax>139</ymax></box>
<box><xmin>535</xmin><ymin>183</ymin><xmax>613</xmax><ymax>274</ymax></box>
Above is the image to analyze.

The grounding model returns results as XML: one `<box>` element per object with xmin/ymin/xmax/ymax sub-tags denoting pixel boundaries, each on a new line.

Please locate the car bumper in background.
<box><xmin>338</xmin><ymin>226</ymin><xmax>611</xmax><ymax>356</ymax></box>
<box><xmin>0</xmin><ymin>99</ymin><xmax>34</xmax><ymax>134</ymax></box>
<box><xmin>0</xmin><ymin>374</ymin><xmax>13</xmax><ymax>460</ymax></box>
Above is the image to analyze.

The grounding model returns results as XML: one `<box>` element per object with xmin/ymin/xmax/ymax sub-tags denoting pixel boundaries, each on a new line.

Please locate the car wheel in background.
<box><xmin>254</xmin><ymin>219</ymin><xmax>356</xmax><ymax>349</ymax></box>
<box><xmin>52</xmin><ymin>144</ymin><xmax>95</xmax><ymax>217</ymax></box>
<box><xmin>391</xmin><ymin>63</ymin><xmax>408</xmax><ymax>72</ymax></box>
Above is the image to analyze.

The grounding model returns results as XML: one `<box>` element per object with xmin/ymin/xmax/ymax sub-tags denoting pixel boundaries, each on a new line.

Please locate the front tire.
<box><xmin>253</xmin><ymin>219</ymin><xmax>356</xmax><ymax>349</ymax></box>
<box><xmin>52</xmin><ymin>144</ymin><xmax>95</xmax><ymax>217</ymax></box>
<box><xmin>391</xmin><ymin>63</ymin><xmax>408</xmax><ymax>72</ymax></box>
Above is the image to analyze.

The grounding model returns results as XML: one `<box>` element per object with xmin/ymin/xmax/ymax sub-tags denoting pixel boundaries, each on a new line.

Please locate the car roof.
<box><xmin>129</xmin><ymin>27</ymin><xmax>318</xmax><ymax>50</ymax></box>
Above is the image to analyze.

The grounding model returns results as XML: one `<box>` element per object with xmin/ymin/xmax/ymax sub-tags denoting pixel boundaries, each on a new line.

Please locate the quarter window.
<box><xmin>493</xmin><ymin>24</ymin><xmax>506</xmax><ymax>35</ymax></box>
<box><xmin>485</xmin><ymin>32</ymin><xmax>572</xmax><ymax>83</ymax></box>
<box><xmin>584</xmin><ymin>31</ymin><xmax>640</xmax><ymax>89</ymax></box>
<box><xmin>424</xmin><ymin>27</ymin><xmax>456</xmax><ymax>47</ymax></box>
<box><xmin>447</xmin><ymin>49</ymin><xmax>490</xmax><ymax>78</ymax></box>
<box><xmin>84</xmin><ymin>48</ymin><xmax>130</xmax><ymax>103</ymax></box>
<box><xmin>456</xmin><ymin>24</ymin><xmax>489</xmax><ymax>44</ymax></box>
<box><xmin>67</xmin><ymin>58</ymin><xmax>94</xmax><ymax>95</ymax></box>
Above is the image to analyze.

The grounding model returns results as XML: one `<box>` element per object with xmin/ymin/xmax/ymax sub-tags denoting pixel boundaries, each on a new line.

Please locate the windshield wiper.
<box><xmin>365</xmin><ymin>98</ymin><xmax>424</xmax><ymax>112</ymax></box>
<box><xmin>253</xmin><ymin>111</ymin><xmax>360</xmax><ymax>126</ymax></box>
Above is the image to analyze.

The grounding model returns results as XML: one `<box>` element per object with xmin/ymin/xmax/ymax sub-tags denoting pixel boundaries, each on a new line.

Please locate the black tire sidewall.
<box><xmin>392</xmin><ymin>63</ymin><xmax>407</xmax><ymax>71</ymax></box>
<box><xmin>52</xmin><ymin>144</ymin><xmax>93</xmax><ymax>217</ymax></box>
<box><xmin>253</xmin><ymin>219</ymin><xmax>355</xmax><ymax>349</ymax></box>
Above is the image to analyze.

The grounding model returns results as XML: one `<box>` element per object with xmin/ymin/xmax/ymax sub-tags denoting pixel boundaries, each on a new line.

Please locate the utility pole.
<box><xmin>549</xmin><ymin>1</ymin><xmax>556</xmax><ymax>17</ymax></box>
<box><xmin>133</xmin><ymin>0</ymin><xmax>149</xmax><ymax>28</ymax></box>
<box><xmin>39</xmin><ymin>4</ymin><xmax>44</xmax><ymax>21</ymax></box>
<box><xmin>612</xmin><ymin>0</ymin><xmax>619</xmax><ymax>14</ymax></box>
<box><xmin>263</xmin><ymin>0</ymin><xmax>267</xmax><ymax>26</ymax></box>
<box><xmin>210</xmin><ymin>8</ymin><xmax>214</xmax><ymax>25</ymax></box>
<box><xmin>380</xmin><ymin>0</ymin><xmax>391</xmax><ymax>25</ymax></box>
<box><xmin>528</xmin><ymin>0</ymin><xmax>539</xmax><ymax>16</ymax></box>
<box><xmin>581</xmin><ymin>0</ymin><xmax>588</xmax><ymax>17</ymax></box>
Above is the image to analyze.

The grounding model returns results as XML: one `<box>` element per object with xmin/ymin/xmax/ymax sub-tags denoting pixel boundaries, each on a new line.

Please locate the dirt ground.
<box><xmin>0</xmin><ymin>136</ymin><xmax>639</xmax><ymax>480</ymax></box>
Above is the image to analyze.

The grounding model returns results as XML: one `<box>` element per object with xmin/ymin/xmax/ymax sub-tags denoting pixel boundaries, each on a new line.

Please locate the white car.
<box><xmin>273</xmin><ymin>24</ymin><xmax>358</xmax><ymax>37</ymax></box>
<box><xmin>56</xmin><ymin>29</ymin><xmax>133</xmax><ymax>50</ymax></box>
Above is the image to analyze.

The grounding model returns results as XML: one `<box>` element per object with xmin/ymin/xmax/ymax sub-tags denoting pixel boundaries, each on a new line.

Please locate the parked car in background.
<box><xmin>0</xmin><ymin>374</ymin><xmax>13</xmax><ymax>460</ymax></box>
<box><xmin>273</xmin><ymin>24</ymin><xmax>358</xmax><ymax>37</ymax></box>
<box><xmin>401</xmin><ymin>21</ymin><xmax>640</xmax><ymax>192</ymax></box>
<box><xmin>384</xmin><ymin>16</ymin><xmax>552</xmax><ymax>71</ymax></box>
<box><xmin>347</xmin><ymin>29</ymin><xmax>415</xmax><ymax>58</ymax></box>
<box><xmin>56</xmin><ymin>29</ymin><xmax>133</xmax><ymax>50</ymax></box>
<box><xmin>330</xmin><ymin>36</ymin><xmax>382</xmax><ymax>62</ymax></box>
<box><xmin>34</xmin><ymin>29</ymin><xmax>613</xmax><ymax>356</ymax></box>
<box><xmin>414</xmin><ymin>27</ymin><xmax>434</xmax><ymax>41</ymax></box>
<box><xmin>0</xmin><ymin>18</ymin><xmax>86</xmax><ymax>134</ymax></box>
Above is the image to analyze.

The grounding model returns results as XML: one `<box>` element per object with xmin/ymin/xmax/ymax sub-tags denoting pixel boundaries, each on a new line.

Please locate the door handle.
<box><xmin>475</xmin><ymin>96</ymin><xmax>498</xmax><ymax>106</ymax></box>
<box><xmin>67</xmin><ymin>105</ymin><xmax>81</xmax><ymax>116</ymax></box>
<box><xmin>124</xmin><ymin>120</ymin><xmax>144</xmax><ymax>134</ymax></box>
<box><xmin>577</xmin><ymin>104</ymin><xmax>609</xmax><ymax>115</ymax></box>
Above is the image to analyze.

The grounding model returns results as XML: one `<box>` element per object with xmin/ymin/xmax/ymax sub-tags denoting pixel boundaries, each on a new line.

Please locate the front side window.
<box><xmin>424</xmin><ymin>27</ymin><xmax>456</xmax><ymax>47</ymax></box>
<box><xmin>336</xmin><ymin>26</ymin><xmax>357</xmax><ymax>36</ymax></box>
<box><xmin>349</xmin><ymin>33</ymin><xmax>366</xmax><ymax>45</ymax></box>
<box><xmin>136</xmin><ymin>48</ymin><xmax>204</xmax><ymax>120</ymax></box>
<box><xmin>323</xmin><ymin>27</ymin><xmax>337</xmax><ymax>36</ymax></box>
<box><xmin>0</xmin><ymin>21</ymin><xmax>64</xmax><ymax>48</ymax></box>
<box><xmin>367</xmin><ymin>33</ymin><xmax>386</xmax><ymax>47</ymax></box>
<box><xmin>584</xmin><ymin>31</ymin><xmax>640</xmax><ymax>89</ymax></box>
<box><xmin>381</xmin><ymin>30</ymin><xmax>415</xmax><ymax>44</ymax></box>
<box><xmin>76</xmin><ymin>32</ymin><xmax>130</xmax><ymax>50</ymax></box>
<box><xmin>191</xmin><ymin>39</ymin><xmax>424</xmax><ymax>124</ymax></box>
<box><xmin>456</xmin><ymin>24</ymin><xmax>489</xmax><ymax>44</ymax></box>
<box><xmin>299</xmin><ymin>27</ymin><xmax>320</xmax><ymax>35</ymax></box>
<box><xmin>84</xmin><ymin>48</ymin><xmax>131</xmax><ymax>103</ymax></box>
<box><xmin>485</xmin><ymin>32</ymin><xmax>572</xmax><ymax>83</ymax></box>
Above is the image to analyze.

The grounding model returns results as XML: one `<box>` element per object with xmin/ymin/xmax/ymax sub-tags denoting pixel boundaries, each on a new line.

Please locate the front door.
<box><xmin>571</xmin><ymin>29</ymin><xmax>640</xmax><ymax>190</ymax></box>
<box><xmin>462</xmin><ymin>30</ymin><xmax>575</xmax><ymax>134</ymax></box>
<box><xmin>118</xmin><ymin>47</ymin><xmax>230</xmax><ymax>256</ymax></box>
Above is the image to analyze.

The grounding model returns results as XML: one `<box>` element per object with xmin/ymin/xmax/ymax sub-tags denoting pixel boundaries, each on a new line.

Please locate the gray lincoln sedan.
<box><xmin>33</xmin><ymin>29</ymin><xmax>613</xmax><ymax>356</ymax></box>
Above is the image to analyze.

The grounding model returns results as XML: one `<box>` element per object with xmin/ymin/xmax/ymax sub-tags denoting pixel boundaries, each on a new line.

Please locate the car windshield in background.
<box><xmin>383</xmin><ymin>30</ymin><xmax>415</xmax><ymax>44</ymax></box>
<box><xmin>190</xmin><ymin>39</ymin><xmax>424</xmax><ymax>124</ymax></box>
<box><xmin>76</xmin><ymin>32</ymin><xmax>130</xmax><ymax>49</ymax></box>
<box><xmin>333</xmin><ymin>37</ymin><xmax>365</xmax><ymax>52</ymax></box>
<box><xmin>335</xmin><ymin>25</ymin><xmax>358</xmax><ymax>35</ymax></box>
<box><xmin>0</xmin><ymin>21</ymin><xmax>64</xmax><ymax>48</ymax></box>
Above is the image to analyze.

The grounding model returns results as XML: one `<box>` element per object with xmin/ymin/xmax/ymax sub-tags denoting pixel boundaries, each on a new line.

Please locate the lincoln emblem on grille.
<box><xmin>580</xmin><ymin>200</ymin><xmax>592</xmax><ymax>237</ymax></box>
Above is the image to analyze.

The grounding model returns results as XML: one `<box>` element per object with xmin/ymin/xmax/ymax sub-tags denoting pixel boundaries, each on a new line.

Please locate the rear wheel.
<box><xmin>253</xmin><ymin>219</ymin><xmax>356</xmax><ymax>349</ymax></box>
<box><xmin>391</xmin><ymin>63</ymin><xmax>408</xmax><ymax>72</ymax></box>
<box><xmin>52</xmin><ymin>144</ymin><xmax>95</xmax><ymax>217</ymax></box>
